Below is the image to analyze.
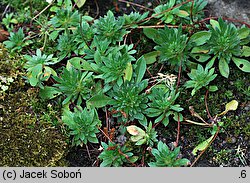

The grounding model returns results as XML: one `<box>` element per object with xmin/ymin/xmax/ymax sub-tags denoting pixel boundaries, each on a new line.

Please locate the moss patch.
<box><xmin>0</xmin><ymin>49</ymin><xmax>68</xmax><ymax>166</ymax></box>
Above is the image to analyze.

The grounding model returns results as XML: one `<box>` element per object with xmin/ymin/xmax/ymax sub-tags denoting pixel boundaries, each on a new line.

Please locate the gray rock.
<box><xmin>206</xmin><ymin>0</ymin><xmax>250</xmax><ymax>23</ymax></box>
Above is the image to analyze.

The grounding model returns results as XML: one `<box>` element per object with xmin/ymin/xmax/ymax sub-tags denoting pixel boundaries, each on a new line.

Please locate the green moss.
<box><xmin>0</xmin><ymin>54</ymin><xmax>68</xmax><ymax>166</ymax></box>
<box><xmin>213</xmin><ymin>149</ymin><xmax>231</xmax><ymax>164</ymax></box>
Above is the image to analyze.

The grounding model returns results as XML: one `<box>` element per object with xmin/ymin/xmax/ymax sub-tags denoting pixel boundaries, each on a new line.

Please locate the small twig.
<box><xmin>146</xmin><ymin>68</ymin><xmax>155</xmax><ymax>81</ymax></box>
<box><xmin>152</xmin><ymin>119</ymin><xmax>162</xmax><ymax>128</ymax></box>
<box><xmin>190</xmin><ymin>126</ymin><xmax>220</xmax><ymax>167</ymax></box>
<box><xmin>137</xmin><ymin>25</ymin><xmax>188</xmax><ymax>29</ymax></box>
<box><xmin>123</xmin><ymin>33</ymin><xmax>128</xmax><ymax>45</ymax></box>
<box><xmin>175</xmin><ymin>114</ymin><xmax>181</xmax><ymax>146</ymax></box>
<box><xmin>118</xmin><ymin>0</ymin><xmax>154</xmax><ymax>11</ymax></box>
<box><xmin>222</xmin><ymin>17</ymin><xmax>250</xmax><ymax>28</ymax></box>
<box><xmin>92</xmin><ymin>160</ymin><xmax>98</xmax><ymax>167</ymax></box>
<box><xmin>31</xmin><ymin>0</ymin><xmax>55</xmax><ymax>22</ymax></box>
<box><xmin>105</xmin><ymin>107</ymin><xmax>109</xmax><ymax>131</ymax></box>
<box><xmin>132</xmin><ymin>33</ymin><xmax>142</xmax><ymax>49</ymax></box>
<box><xmin>141</xmin><ymin>148</ymin><xmax>146</xmax><ymax>167</ymax></box>
<box><xmin>157</xmin><ymin>65</ymin><xmax>164</xmax><ymax>73</ymax></box>
<box><xmin>205</xmin><ymin>89</ymin><xmax>213</xmax><ymax>120</ymax></box>
<box><xmin>118</xmin><ymin>149</ymin><xmax>136</xmax><ymax>166</ymax></box>
<box><xmin>85</xmin><ymin>144</ymin><xmax>92</xmax><ymax>159</ymax></box>
<box><xmin>184</xmin><ymin>119</ymin><xmax>211</xmax><ymax>126</ymax></box>
<box><xmin>188</xmin><ymin>106</ymin><xmax>209</xmax><ymax>124</ymax></box>
<box><xmin>199</xmin><ymin>16</ymin><xmax>250</xmax><ymax>28</ymax></box>
<box><xmin>175</xmin><ymin>60</ymin><xmax>182</xmax><ymax>94</ymax></box>
<box><xmin>2</xmin><ymin>4</ymin><xmax>10</xmax><ymax>18</ymax></box>
<box><xmin>69</xmin><ymin>101</ymin><xmax>83</xmax><ymax>112</ymax></box>
<box><xmin>94</xmin><ymin>0</ymin><xmax>99</xmax><ymax>19</ymax></box>
<box><xmin>99</xmin><ymin>127</ymin><xmax>113</xmax><ymax>142</ymax></box>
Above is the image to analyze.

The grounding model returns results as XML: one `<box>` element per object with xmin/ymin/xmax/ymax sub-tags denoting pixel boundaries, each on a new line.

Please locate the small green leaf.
<box><xmin>31</xmin><ymin>64</ymin><xmax>43</xmax><ymax>76</ymax></box>
<box><xmin>129</xmin><ymin>156</ymin><xmax>139</xmax><ymax>163</ymax></box>
<box><xmin>209</xmin><ymin>85</ymin><xmax>218</xmax><ymax>92</ymax></box>
<box><xmin>74</xmin><ymin>0</ymin><xmax>86</xmax><ymax>8</ymax></box>
<box><xmin>39</xmin><ymin>86</ymin><xmax>61</xmax><ymax>100</ymax></box>
<box><xmin>131</xmin><ymin>135</ymin><xmax>143</xmax><ymax>142</ymax></box>
<box><xmin>143</xmin><ymin>28</ymin><xmax>159</xmax><ymax>40</ymax></box>
<box><xmin>94</xmin><ymin>50</ymin><xmax>102</xmax><ymax>65</ymax></box>
<box><xmin>191</xmin><ymin>54</ymin><xmax>211</xmax><ymax>62</ymax></box>
<box><xmin>191</xmin><ymin>89</ymin><xmax>196</xmax><ymax>96</ymax></box>
<box><xmin>135</xmin><ymin>56</ymin><xmax>146</xmax><ymax>83</ymax></box>
<box><xmin>155</xmin><ymin>113</ymin><xmax>165</xmax><ymax>123</ymax></box>
<box><xmin>44</xmin><ymin>66</ymin><xmax>57</xmax><ymax>77</ymax></box>
<box><xmin>87</xmin><ymin>94</ymin><xmax>112</xmax><ymax>108</ymax></box>
<box><xmin>238</xmin><ymin>27</ymin><xmax>250</xmax><ymax>39</ymax></box>
<box><xmin>210</xmin><ymin>19</ymin><xmax>220</xmax><ymax>30</ymax></box>
<box><xmin>241</xmin><ymin>46</ymin><xmax>250</xmax><ymax>57</ymax></box>
<box><xmin>232</xmin><ymin>57</ymin><xmax>250</xmax><ymax>72</ymax></box>
<box><xmin>211</xmin><ymin>124</ymin><xmax>219</xmax><ymax>135</ymax></box>
<box><xmin>173</xmin><ymin>112</ymin><xmax>183</xmax><ymax>121</ymax></box>
<box><xmin>162</xmin><ymin>117</ymin><xmax>169</xmax><ymax>127</ymax></box>
<box><xmin>135</xmin><ymin>138</ymin><xmax>146</xmax><ymax>145</ymax></box>
<box><xmin>191</xmin><ymin>47</ymin><xmax>209</xmax><ymax>54</ymax></box>
<box><xmin>175</xmin><ymin>10</ymin><xmax>189</xmax><ymax>17</ymax></box>
<box><xmin>123</xmin><ymin>62</ymin><xmax>133</xmax><ymax>82</ymax></box>
<box><xmin>88</xmin><ymin>136</ymin><xmax>99</xmax><ymax>143</ymax></box>
<box><xmin>82</xmin><ymin>60</ymin><xmax>95</xmax><ymax>71</ymax></box>
<box><xmin>219</xmin><ymin>58</ymin><xmax>229</xmax><ymax>78</ymax></box>
<box><xmin>164</xmin><ymin>14</ymin><xmax>174</xmax><ymax>24</ymax></box>
<box><xmin>192</xmin><ymin>135</ymin><xmax>214</xmax><ymax>155</ymax></box>
<box><xmin>82</xmin><ymin>15</ymin><xmax>94</xmax><ymax>22</ymax></box>
<box><xmin>64</xmin><ymin>0</ymin><xmax>73</xmax><ymax>9</ymax></box>
<box><xmin>29</xmin><ymin>77</ymin><xmax>38</xmax><ymax>86</ymax></box>
<box><xmin>67</xmin><ymin>57</ymin><xmax>82</xmax><ymax>69</ymax></box>
<box><xmin>206</xmin><ymin>56</ymin><xmax>216</xmax><ymax>69</ymax></box>
<box><xmin>49</xmin><ymin>30</ymin><xmax>59</xmax><ymax>41</ymax></box>
<box><xmin>189</xmin><ymin>31</ymin><xmax>211</xmax><ymax>46</ymax></box>
<box><xmin>143</xmin><ymin>51</ymin><xmax>160</xmax><ymax>65</ymax></box>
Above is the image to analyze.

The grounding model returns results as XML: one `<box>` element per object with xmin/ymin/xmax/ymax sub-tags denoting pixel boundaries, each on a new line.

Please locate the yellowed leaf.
<box><xmin>178</xmin><ymin>10</ymin><xmax>189</xmax><ymax>17</ymax></box>
<box><xmin>225</xmin><ymin>100</ymin><xmax>238</xmax><ymax>112</ymax></box>
<box><xmin>127</xmin><ymin>125</ymin><xmax>139</xmax><ymax>135</ymax></box>
<box><xmin>219</xmin><ymin>100</ymin><xmax>239</xmax><ymax>116</ymax></box>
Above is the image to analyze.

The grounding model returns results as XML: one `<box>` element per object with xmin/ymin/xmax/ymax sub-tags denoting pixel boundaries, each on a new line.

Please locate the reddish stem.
<box><xmin>175</xmin><ymin>114</ymin><xmax>181</xmax><ymax>146</ymax></box>
<box><xmin>205</xmin><ymin>89</ymin><xmax>212</xmax><ymax>120</ymax></box>
<box><xmin>175</xmin><ymin>61</ymin><xmax>182</xmax><ymax>94</ymax></box>
<box><xmin>199</xmin><ymin>16</ymin><xmax>250</xmax><ymax>28</ymax></box>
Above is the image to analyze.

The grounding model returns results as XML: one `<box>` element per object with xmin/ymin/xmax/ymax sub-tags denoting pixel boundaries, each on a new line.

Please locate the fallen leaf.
<box><xmin>0</xmin><ymin>29</ymin><xmax>9</xmax><ymax>42</ymax></box>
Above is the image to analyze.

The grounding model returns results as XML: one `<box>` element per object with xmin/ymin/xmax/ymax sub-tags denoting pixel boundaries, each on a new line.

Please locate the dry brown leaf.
<box><xmin>0</xmin><ymin>29</ymin><xmax>9</xmax><ymax>42</ymax></box>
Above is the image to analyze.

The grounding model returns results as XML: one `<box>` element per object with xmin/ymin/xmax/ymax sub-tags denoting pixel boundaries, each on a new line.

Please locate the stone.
<box><xmin>207</xmin><ymin>0</ymin><xmax>250</xmax><ymax>23</ymax></box>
